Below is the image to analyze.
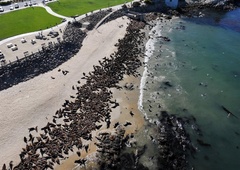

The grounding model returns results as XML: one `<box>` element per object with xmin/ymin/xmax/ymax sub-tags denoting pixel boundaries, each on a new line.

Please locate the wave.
<box><xmin>138</xmin><ymin>21</ymin><xmax>184</xmax><ymax>124</ymax></box>
<box><xmin>138</xmin><ymin>24</ymin><xmax>160</xmax><ymax>121</ymax></box>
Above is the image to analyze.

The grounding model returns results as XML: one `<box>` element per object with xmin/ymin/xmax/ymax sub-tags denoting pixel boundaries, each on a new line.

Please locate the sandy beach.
<box><xmin>0</xmin><ymin>15</ymin><xmax>145</xmax><ymax>168</ymax></box>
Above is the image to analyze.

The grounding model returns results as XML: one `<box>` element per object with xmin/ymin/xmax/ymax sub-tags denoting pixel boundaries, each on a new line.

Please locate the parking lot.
<box><xmin>0</xmin><ymin>0</ymin><xmax>54</xmax><ymax>13</ymax></box>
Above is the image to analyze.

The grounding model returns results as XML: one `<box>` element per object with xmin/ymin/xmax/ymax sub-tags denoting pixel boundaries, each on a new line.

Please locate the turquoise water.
<box><xmin>139</xmin><ymin>8</ymin><xmax>240</xmax><ymax>169</ymax></box>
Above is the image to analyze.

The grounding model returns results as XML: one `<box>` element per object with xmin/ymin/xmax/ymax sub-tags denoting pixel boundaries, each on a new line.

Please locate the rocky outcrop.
<box><xmin>178</xmin><ymin>0</ymin><xmax>238</xmax><ymax>11</ymax></box>
<box><xmin>155</xmin><ymin>111</ymin><xmax>199</xmax><ymax>170</ymax></box>
<box><xmin>95</xmin><ymin>127</ymin><xmax>149</xmax><ymax>170</ymax></box>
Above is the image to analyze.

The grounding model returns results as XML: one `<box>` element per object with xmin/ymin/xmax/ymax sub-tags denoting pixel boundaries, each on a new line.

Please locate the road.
<box><xmin>0</xmin><ymin>0</ymin><xmax>55</xmax><ymax>14</ymax></box>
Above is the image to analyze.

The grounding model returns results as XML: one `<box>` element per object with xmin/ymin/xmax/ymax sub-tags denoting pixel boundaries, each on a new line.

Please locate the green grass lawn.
<box><xmin>48</xmin><ymin>0</ymin><xmax>132</xmax><ymax>17</ymax></box>
<box><xmin>0</xmin><ymin>7</ymin><xmax>62</xmax><ymax>40</ymax></box>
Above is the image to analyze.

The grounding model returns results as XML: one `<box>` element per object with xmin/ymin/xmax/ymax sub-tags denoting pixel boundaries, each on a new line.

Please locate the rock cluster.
<box><xmin>156</xmin><ymin>111</ymin><xmax>197</xmax><ymax>170</ymax></box>
<box><xmin>167</xmin><ymin>2</ymin><xmax>238</xmax><ymax>17</ymax></box>
<box><xmin>95</xmin><ymin>127</ymin><xmax>149</xmax><ymax>170</ymax></box>
<box><xmin>95</xmin><ymin>127</ymin><xmax>126</xmax><ymax>169</ymax></box>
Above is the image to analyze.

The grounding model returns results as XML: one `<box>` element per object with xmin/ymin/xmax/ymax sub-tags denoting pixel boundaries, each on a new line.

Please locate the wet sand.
<box><xmin>0</xmin><ymin>16</ymin><xmax>139</xmax><ymax>167</ymax></box>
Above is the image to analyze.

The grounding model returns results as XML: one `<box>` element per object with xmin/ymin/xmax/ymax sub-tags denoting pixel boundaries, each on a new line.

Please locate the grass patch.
<box><xmin>48</xmin><ymin>0</ymin><xmax>132</xmax><ymax>17</ymax></box>
<box><xmin>0</xmin><ymin>7</ymin><xmax>62</xmax><ymax>40</ymax></box>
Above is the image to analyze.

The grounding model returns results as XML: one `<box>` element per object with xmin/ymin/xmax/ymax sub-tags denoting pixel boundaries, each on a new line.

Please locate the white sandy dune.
<box><xmin>0</xmin><ymin>16</ymin><xmax>130</xmax><ymax>167</ymax></box>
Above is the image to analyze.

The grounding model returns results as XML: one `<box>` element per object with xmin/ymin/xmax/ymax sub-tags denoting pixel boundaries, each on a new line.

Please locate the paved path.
<box><xmin>38</xmin><ymin>3</ymin><xmax>71</xmax><ymax>20</ymax></box>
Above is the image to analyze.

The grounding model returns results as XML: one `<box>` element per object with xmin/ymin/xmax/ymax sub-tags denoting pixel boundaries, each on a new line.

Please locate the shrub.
<box><xmin>132</xmin><ymin>1</ymin><xmax>141</xmax><ymax>7</ymax></box>
<box><xmin>0</xmin><ymin>1</ymin><xmax>12</xmax><ymax>6</ymax></box>
<box><xmin>144</xmin><ymin>0</ymin><xmax>153</xmax><ymax>5</ymax></box>
<box><xmin>122</xmin><ymin>4</ymin><xmax>127</xmax><ymax>8</ymax></box>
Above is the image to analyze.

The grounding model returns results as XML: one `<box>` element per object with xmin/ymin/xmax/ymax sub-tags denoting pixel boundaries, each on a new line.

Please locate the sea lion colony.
<box><xmin>94</xmin><ymin>126</ymin><xmax>149</xmax><ymax>170</ymax></box>
<box><xmin>0</xmin><ymin>22</ymin><xmax>86</xmax><ymax>91</ymax></box>
<box><xmin>1</xmin><ymin>11</ymin><xmax>147</xmax><ymax>169</ymax></box>
<box><xmin>2</xmin><ymin>2</ymin><xmax>238</xmax><ymax>169</ymax></box>
<box><xmin>80</xmin><ymin>9</ymin><xmax>111</xmax><ymax>30</ymax></box>
<box><xmin>0</xmin><ymin>10</ymin><xmax>189</xmax><ymax>170</ymax></box>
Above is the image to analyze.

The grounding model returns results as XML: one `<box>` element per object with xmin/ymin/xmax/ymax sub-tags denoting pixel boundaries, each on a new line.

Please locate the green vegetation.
<box><xmin>0</xmin><ymin>1</ymin><xmax>11</xmax><ymax>6</ymax></box>
<box><xmin>48</xmin><ymin>0</ymin><xmax>132</xmax><ymax>17</ymax></box>
<box><xmin>132</xmin><ymin>1</ymin><xmax>141</xmax><ymax>7</ymax></box>
<box><xmin>144</xmin><ymin>0</ymin><xmax>153</xmax><ymax>5</ymax></box>
<box><xmin>0</xmin><ymin>7</ymin><xmax>62</xmax><ymax>40</ymax></box>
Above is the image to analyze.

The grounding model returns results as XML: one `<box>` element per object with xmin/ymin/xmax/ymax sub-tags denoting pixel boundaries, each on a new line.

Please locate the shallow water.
<box><xmin>138</xmin><ymin>8</ymin><xmax>240</xmax><ymax>169</ymax></box>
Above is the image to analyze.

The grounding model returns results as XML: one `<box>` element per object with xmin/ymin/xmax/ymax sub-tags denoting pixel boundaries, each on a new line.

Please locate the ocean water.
<box><xmin>138</xmin><ymin>8</ymin><xmax>240</xmax><ymax>170</ymax></box>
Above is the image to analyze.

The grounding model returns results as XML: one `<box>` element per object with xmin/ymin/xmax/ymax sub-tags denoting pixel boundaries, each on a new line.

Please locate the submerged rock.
<box><xmin>96</xmin><ymin>126</ymin><xmax>149</xmax><ymax>170</ymax></box>
<box><xmin>155</xmin><ymin>112</ymin><xmax>198</xmax><ymax>170</ymax></box>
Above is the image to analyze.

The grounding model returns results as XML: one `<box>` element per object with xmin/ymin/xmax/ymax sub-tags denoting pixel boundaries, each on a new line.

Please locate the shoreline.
<box><xmin>1</xmin><ymin>2</ymin><xmax>236</xmax><ymax>169</ymax></box>
<box><xmin>54</xmin><ymin>18</ymin><xmax>150</xmax><ymax>170</ymax></box>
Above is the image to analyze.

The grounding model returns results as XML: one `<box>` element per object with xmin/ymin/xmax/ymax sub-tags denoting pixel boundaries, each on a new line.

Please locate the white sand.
<box><xmin>0</xmin><ymin>16</ymin><xmax>131</xmax><ymax>167</ymax></box>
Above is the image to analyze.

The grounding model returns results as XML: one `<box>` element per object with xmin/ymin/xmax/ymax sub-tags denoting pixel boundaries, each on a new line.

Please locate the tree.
<box><xmin>144</xmin><ymin>0</ymin><xmax>153</xmax><ymax>5</ymax></box>
<box><xmin>132</xmin><ymin>1</ymin><xmax>141</xmax><ymax>7</ymax></box>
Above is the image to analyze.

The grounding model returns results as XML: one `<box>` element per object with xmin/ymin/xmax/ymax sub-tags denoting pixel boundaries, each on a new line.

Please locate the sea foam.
<box><xmin>138</xmin><ymin>24</ymin><xmax>160</xmax><ymax>121</ymax></box>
